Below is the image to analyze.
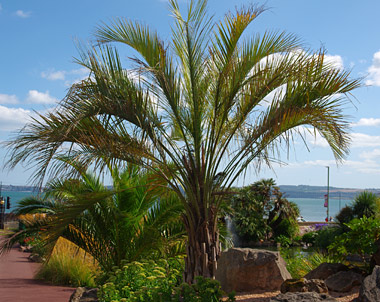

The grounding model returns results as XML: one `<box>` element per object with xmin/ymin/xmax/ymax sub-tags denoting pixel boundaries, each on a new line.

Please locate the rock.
<box><xmin>281</xmin><ymin>278</ymin><xmax>328</xmax><ymax>293</ymax></box>
<box><xmin>270</xmin><ymin>292</ymin><xmax>337</xmax><ymax>302</ymax></box>
<box><xmin>215</xmin><ymin>248</ymin><xmax>291</xmax><ymax>292</ymax></box>
<box><xmin>357</xmin><ymin>266</ymin><xmax>380</xmax><ymax>302</ymax></box>
<box><xmin>325</xmin><ymin>270</ymin><xmax>363</xmax><ymax>292</ymax></box>
<box><xmin>69</xmin><ymin>287</ymin><xmax>98</xmax><ymax>302</ymax></box>
<box><xmin>370</xmin><ymin>239</ymin><xmax>380</xmax><ymax>269</ymax></box>
<box><xmin>28</xmin><ymin>253</ymin><xmax>44</xmax><ymax>263</ymax></box>
<box><xmin>305</xmin><ymin>263</ymin><xmax>349</xmax><ymax>280</ymax></box>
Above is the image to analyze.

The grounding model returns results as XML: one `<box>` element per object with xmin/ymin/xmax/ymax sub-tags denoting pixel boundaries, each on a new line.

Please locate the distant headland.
<box><xmin>279</xmin><ymin>185</ymin><xmax>380</xmax><ymax>200</ymax></box>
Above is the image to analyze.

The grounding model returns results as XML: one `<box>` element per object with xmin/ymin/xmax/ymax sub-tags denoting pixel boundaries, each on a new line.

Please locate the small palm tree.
<box><xmin>6</xmin><ymin>0</ymin><xmax>360</xmax><ymax>281</ymax></box>
<box><xmin>352</xmin><ymin>191</ymin><xmax>378</xmax><ymax>219</ymax></box>
<box><xmin>1</xmin><ymin>162</ymin><xmax>186</xmax><ymax>272</ymax></box>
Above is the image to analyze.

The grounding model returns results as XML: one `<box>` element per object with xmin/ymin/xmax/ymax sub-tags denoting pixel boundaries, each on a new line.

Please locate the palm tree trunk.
<box><xmin>183</xmin><ymin>215</ymin><xmax>221</xmax><ymax>283</ymax></box>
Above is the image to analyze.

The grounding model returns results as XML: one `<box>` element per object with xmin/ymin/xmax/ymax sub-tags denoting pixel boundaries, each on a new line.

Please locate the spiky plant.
<box><xmin>1</xmin><ymin>162</ymin><xmax>185</xmax><ymax>272</ymax></box>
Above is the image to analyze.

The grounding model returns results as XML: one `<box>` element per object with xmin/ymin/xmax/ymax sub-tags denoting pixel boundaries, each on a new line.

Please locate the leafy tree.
<box><xmin>6</xmin><ymin>0</ymin><xmax>360</xmax><ymax>281</ymax></box>
<box><xmin>230</xmin><ymin>179</ymin><xmax>299</xmax><ymax>242</ymax></box>
<box><xmin>1</xmin><ymin>163</ymin><xmax>186</xmax><ymax>272</ymax></box>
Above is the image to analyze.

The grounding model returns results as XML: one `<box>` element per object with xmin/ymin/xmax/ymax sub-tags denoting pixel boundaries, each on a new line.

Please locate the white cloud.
<box><xmin>41</xmin><ymin>70</ymin><xmax>66</xmax><ymax>81</ymax></box>
<box><xmin>41</xmin><ymin>68</ymin><xmax>89</xmax><ymax>86</ymax></box>
<box><xmin>0</xmin><ymin>94</ymin><xmax>19</xmax><ymax>104</ymax></box>
<box><xmin>351</xmin><ymin>132</ymin><xmax>380</xmax><ymax>148</ymax></box>
<box><xmin>15</xmin><ymin>10</ymin><xmax>31</xmax><ymax>18</ymax></box>
<box><xmin>366</xmin><ymin>51</ymin><xmax>380</xmax><ymax>86</ymax></box>
<box><xmin>26</xmin><ymin>90</ymin><xmax>58</xmax><ymax>104</ymax></box>
<box><xmin>324</xmin><ymin>54</ymin><xmax>344</xmax><ymax>70</ymax></box>
<box><xmin>352</xmin><ymin>118</ymin><xmax>380</xmax><ymax>127</ymax></box>
<box><xmin>303</xmin><ymin>158</ymin><xmax>380</xmax><ymax>175</ymax></box>
<box><xmin>0</xmin><ymin>105</ymin><xmax>32</xmax><ymax>131</ymax></box>
<box><xmin>360</xmin><ymin>149</ymin><xmax>380</xmax><ymax>161</ymax></box>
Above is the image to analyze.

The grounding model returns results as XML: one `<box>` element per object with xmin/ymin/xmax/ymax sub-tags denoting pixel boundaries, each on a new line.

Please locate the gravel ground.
<box><xmin>228</xmin><ymin>286</ymin><xmax>360</xmax><ymax>302</ymax></box>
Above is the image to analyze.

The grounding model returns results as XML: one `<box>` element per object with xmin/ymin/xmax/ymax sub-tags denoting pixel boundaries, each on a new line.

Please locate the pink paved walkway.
<box><xmin>0</xmin><ymin>244</ymin><xmax>75</xmax><ymax>302</ymax></box>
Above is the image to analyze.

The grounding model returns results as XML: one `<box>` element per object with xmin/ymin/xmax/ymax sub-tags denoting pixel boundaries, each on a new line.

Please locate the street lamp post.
<box><xmin>326</xmin><ymin>166</ymin><xmax>330</xmax><ymax>222</ymax></box>
<box><xmin>0</xmin><ymin>197</ymin><xmax>5</xmax><ymax>230</ymax></box>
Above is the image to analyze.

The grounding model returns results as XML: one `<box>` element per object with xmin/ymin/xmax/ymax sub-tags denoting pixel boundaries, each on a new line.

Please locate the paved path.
<box><xmin>0</xmin><ymin>243</ymin><xmax>75</xmax><ymax>302</ymax></box>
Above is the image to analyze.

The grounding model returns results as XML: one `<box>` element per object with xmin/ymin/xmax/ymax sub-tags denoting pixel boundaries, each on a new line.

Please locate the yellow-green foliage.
<box><xmin>36</xmin><ymin>237</ymin><xmax>99</xmax><ymax>287</ymax></box>
<box><xmin>281</xmin><ymin>249</ymin><xmax>337</xmax><ymax>279</ymax></box>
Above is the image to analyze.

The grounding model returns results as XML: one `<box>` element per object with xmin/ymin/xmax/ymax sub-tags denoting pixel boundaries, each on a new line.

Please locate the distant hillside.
<box><xmin>1</xmin><ymin>185</ymin><xmax>40</xmax><ymax>192</ymax></box>
<box><xmin>2</xmin><ymin>184</ymin><xmax>380</xmax><ymax>200</ymax></box>
<box><xmin>279</xmin><ymin>185</ymin><xmax>380</xmax><ymax>200</ymax></box>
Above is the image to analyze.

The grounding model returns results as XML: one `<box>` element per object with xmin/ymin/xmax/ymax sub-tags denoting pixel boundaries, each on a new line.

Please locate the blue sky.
<box><xmin>1</xmin><ymin>0</ymin><xmax>380</xmax><ymax>189</ymax></box>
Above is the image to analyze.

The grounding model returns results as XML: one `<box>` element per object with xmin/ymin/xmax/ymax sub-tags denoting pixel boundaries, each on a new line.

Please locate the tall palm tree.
<box><xmin>1</xmin><ymin>163</ymin><xmax>186</xmax><ymax>272</ymax></box>
<box><xmin>6</xmin><ymin>0</ymin><xmax>360</xmax><ymax>281</ymax></box>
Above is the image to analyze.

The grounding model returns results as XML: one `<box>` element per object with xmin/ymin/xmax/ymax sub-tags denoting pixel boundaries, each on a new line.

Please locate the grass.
<box><xmin>281</xmin><ymin>248</ymin><xmax>337</xmax><ymax>279</ymax></box>
<box><xmin>36</xmin><ymin>237</ymin><xmax>99</xmax><ymax>287</ymax></box>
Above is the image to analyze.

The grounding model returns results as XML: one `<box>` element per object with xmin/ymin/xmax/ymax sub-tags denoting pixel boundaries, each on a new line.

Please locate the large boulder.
<box><xmin>325</xmin><ymin>270</ymin><xmax>363</xmax><ymax>292</ymax></box>
<box><xmin>305</xmin><ymin>263</ymin><xmax>349</xmax><ymax>280</ymax></box>
<box><xmin>69</xmin><ymin>287</ymin><xmax>98</xmax><ymax>302</ymax></box>
<box><xmin>215</xmin><ymin>248</ymin><xmax>291</xmax><ymax>292</ymax></box>
<box><xmin>281</xmin><ymin>278</ymin><xmax>328</xmax><ymax>294</ymax></box>
<box><xmin>270</xmin><ymin>292</ymin><xmax>337</xmax><ymax>302</ymax></box>
<box><xmin>357</xmin><ymin>266</ymin><xmax>380</xmax><ymax>302</ymax></box>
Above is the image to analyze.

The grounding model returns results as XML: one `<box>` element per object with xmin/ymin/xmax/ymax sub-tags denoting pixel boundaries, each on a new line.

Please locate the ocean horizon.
<box><xmin>1</xmin><ymin>191</ymin><xmax>352</xmax><ymax>222</ymax></box>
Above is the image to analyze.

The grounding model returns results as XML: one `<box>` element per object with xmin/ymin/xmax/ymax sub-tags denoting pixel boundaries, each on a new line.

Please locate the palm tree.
<box><xmin>6</xmin><ymin>0</ymin><xmax>361</xmax><ymax>281</ymax></box>
<box><xmin>352</xmin><ymin>191</ymin><xmax>378</xmax><ymax>219</ymax></box>
<box><xmin>1</xmin><ymin>163</ymin><xmax>186</xmax><ymax>272</ymax></box>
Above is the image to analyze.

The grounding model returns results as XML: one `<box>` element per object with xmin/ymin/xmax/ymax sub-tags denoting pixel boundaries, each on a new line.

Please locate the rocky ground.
<box><xmin>230</xmin><ymin>286</ymin><xmax>359</xmax><ymax>302</ymax></box>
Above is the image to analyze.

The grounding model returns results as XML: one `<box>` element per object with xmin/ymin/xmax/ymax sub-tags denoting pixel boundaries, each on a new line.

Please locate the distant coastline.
<box><xmin>2</xmin><ymin>184</ymin><xmax>379</xmax><ymax>200</ymax></box>
<box><xmin>1</xmin><ymin>185</ymin><xmax>41</xmax><ymax>193</ymax></box>
<box><xmin>279</xmin><ymin>184</ymin><xmax>380</xmax><ymax>200</ymax></box>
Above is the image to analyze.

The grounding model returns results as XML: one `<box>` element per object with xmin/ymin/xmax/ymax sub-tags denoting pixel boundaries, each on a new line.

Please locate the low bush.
<box><xmin>314</xmin><ymin>226</ymin><xmax>342</xmax><ymax>250</ymax></box>
<box><xmin>301</xmin><ymin>231</ymin><xmax>317</xmax><ymax>245</ymax></box>
<box><xmin>98</xmin><ymin>257</ymin><xmax>235</xmax><ymax>302</ymax></box>
<box><xmin>328</xmin><ymin>216</ymin><xmax>380</xmax><ymax>265</ymax></box>
<box><xmin>36</xmin><ymin>237</ymin><xmax>98</xmax><ymax>287</ymax></box>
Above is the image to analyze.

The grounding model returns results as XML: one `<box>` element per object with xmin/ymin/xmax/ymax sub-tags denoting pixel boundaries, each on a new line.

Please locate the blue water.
<box><xmin>289</xmin><ymin>197</ymin><xmax>352</xmax><ymax>222</ymax></box>
<box><xmin>1</xmin><ymin>191</ymin><xmax>38</xmax><ymax>213</ymax></box>
<box><xmin>1</xmin><ymin>191</ymin><xmax>351</xmax><ymax>222</ymax></box>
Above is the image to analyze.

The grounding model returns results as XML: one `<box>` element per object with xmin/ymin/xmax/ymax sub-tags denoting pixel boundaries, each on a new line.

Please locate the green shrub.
<box><xmin>273</xmin><ymin>218</ymin><xmax>298</xmax><ymax>240</ymax></box>
<box><xmin>301</xmin><ymin>231</ymin><xmax>317</xmax><ymax>245</ymax></box>
<box><xmin>314</xmin><ymin>226</ymin><xmax>342</xmax><ymax>250</ymax></box>
<box><xmin>98</xmin><ymin>257</ymin><xmax>184</xmax><ymax>302</ymax></box>
<box><xmin>173</xmin><ymin>277</ymin><xmax>235</xmax><ymax>302</ymax></box>
<box><xmin>336</xmin><ymin>206</ymin><xmax>354</xmax><ymax>228</ymax></box>
<box><xmin>328</xmin><ymin>216</ymin><xmax>380</xmax><ymax>265</ymax></box>
<box><xmin>275</xmin><ymin>235</ymin><xmax>292</xmax><ymax>247</ymax></box>
<box><xmin>98</xmin><ymin>258</ymin><xmax>235</xmax><ymax>302</ymax></box>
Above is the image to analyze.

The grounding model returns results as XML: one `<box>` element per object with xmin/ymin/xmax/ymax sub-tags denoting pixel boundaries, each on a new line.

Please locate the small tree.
<box><xmin>352</xmin><ymin>191</ymin><xmax>378</xmax><ymax>218</ymax></box>
<box><xmin>6</xmin><ymin>0</ymin><xmax>361</xmax><ymax>282</ymax></box>
<box><xmin>230</xmin><ymin>179</ymin><xmax>299</xmax><ymax>243</ymax></box>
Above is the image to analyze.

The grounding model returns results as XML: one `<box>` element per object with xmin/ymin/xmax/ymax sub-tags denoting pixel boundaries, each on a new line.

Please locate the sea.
<box><xmin>1</xmin><ymin>191</ymin><xmax>352</xmax><ymax>222</ymax></box>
